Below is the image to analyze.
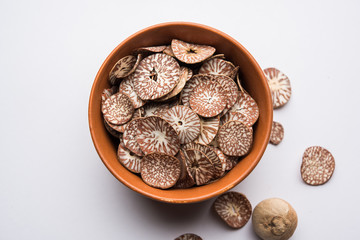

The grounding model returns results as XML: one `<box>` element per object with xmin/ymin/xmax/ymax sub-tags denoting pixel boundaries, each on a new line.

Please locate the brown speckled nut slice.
<box><xmin>141</xmin><ymin>152</ymin><xmax>181</xmax><ymax>189</ymax></box>
<box><xmin>199</xmin><ymin>58</ymin><xmax>235</xmax><ymax>77</ymax></box>
<box><xmin>163</xmin><ymin>45</ymin><xmax>175</xmax><ymax>57</ymax></box>
<box><xmin>212</xmin><ymin>148</ymin><xmax>228</xmax><ymax>172</ymax></box>
<box><xmin>171</xmin><ymin>39</ymin><xmax>216</xmax><ymax>64</ymax></box>
<box><xmin>160</xmin><ymin>105</ymin><xmax>201</xmax><ymax>144</ymax></box>
<box><xmin>119</xmin><ymin>74</ymin><xmax>146</xmax><ymax>108</ymax></box>
<box><xmin>229</xmin><ymin>91</ymin><xmax>259</xmax><ymax>126</ymax></box>
<box><xmin>117</xmin><ymin>144</ymin><xmax>142</xmax><ymax>173</ymax></box>
<box><xmin>143</xmin><ymin>99</ymin><xmax>178</xmax><ymax>117</ymax></box>
<box><xmin>214</xmin><ymin>75</ymin><xmax>239</xmax><ymax>113</ymax></box>
<box><xmin>196</xmin><ymin>116</ymin><xmax>220</xmax><ymax>145</ymax></box>
<box><xmin>270</xmin><ymin>121</ymin><xmax>284</xmax><ymax>145</ymax></box>
<box><xmin>173</xmin><ymin>152</ymin><xmax>196</xmax><ymax>189</ymax></box>
<box><xmin>218</xmin><ymin>121</ymin><xmax>253</xmax><ymax>156</ymax></box>
<box><xmin>190</xmin><ymin>79</ymin><xmax>226</xmax><ymax>117</ymax></box>
<box><xmin>157</xmin><ymin>66</ymin><xmax>189</xmax><ymax>101</ymax></box>
<box><xmin>133</xmin><ymin>53</ymin><xmax>180</xmax><ymax>100</ymax></box>
<box><xmin>181</xmin><ymin>149</ymin><xmax>214</xmax><ymax>186</ymax></box>
<box><xmin>182</xmin><ymin>67</ymin><xmax>193</xmax><ymax>81</ymax></box>
<box><xmin>213</xmin><ymin>191</ymin><xmax>252</xmax><ymax>228</ymax></box>
<box><xmin>102</xmin><ymin>92</ymin><xmax>134</xmax><ymax>125</ymax></box>
<box><xmin>225</xmin><ymin>155</ymin><xmax>239</xmax><ymax>171</ymax></box>
<box><xmin>181</xmin><ymin>74</ymin><xmax>214</xmax><ymax>106</ymax></box>
<box><xmin>136</xmin><ymin>116</ymin><xmax>180</xmax><ymax>156</ymax></box>
<box><xmin>105</xmin><ymin>107</ymin><xmax>144</xmax><ymax>134</ymax></box>
<box><xmin>101</xmin><ymin>86</ymin><xmax>118</xmax><ymax>105</ymax></box>
<box><xmin>175</xmin><ymin>233</ymin><xmax>203</xmax><ymax>240</ymax></box>
<box><xmin>134</xmin><ymin>45</ymin><xmax>167</xmax><ymax>54</ymax></box>
<box><xmin>123</xmin><ymin>118</ymin><xmax>144</xmax><ymax>156</ymax></box>
<box><xmin>109</xmin><ymin>55</ymin><xmax>137</xmax><ymax>85</ymax></box>
<box><xmin>263</xmin><ymin>67</ymin><xmax>291</xmax><ymax>108</ymax></box>
<box><xmin>220</xmin><ymin>112</ymin><xmax>252</xmax><ymax>127</ymax></box>
<box><xmin>301</xmin><ymin>146</ymin><xmax>335</xmax><ymax>186</ymax></box>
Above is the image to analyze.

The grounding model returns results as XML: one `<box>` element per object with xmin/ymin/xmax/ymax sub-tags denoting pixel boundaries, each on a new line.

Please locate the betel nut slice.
<box><xmin>160</xmin><ymin>105</ymin><xmax>201</xmax><ymax>144</ymax></box>
<box><xmin>214</xmin><ymin>75</ymin><xmax>239</xmax><ymax>110</ymax></box>
<box><xmin>134</xmin><ymin>45</ymin><xmax>167</xmax><ymax>54</ymax></box>
<box><xmin>141</xmin><ymin>152</ymin><xmax>181</xmax><ymax>189</ymax></box>
<box><xmin>101</xmin><ymin>86</ymin><xmax>117</xmax><ymax>105</ymax></box>
<box><xmin>220</xmin><ymin>111</ymin><xmax>252</xmax><ymax>127</ymax></box>
<box><xmin>133</xmin><ymin>53</ymin><xmax>180</xmax><ymax>100</ymax></box>
<box><xmin>119</xmin><ymin>74</ymin><xmax>146</xmax><ymax>108</ymax></box>
<box><xmin>101</xmin><ymin>92</ymin><xmax>134</xmax><ymax>125</ymax></box>
<box><xmin>123</xmin><ymin>118</ymin><xmax>144</xmax><ymax>156</ymax></box>
<box><xmin>189</xmin><ymin>79</ymin><xmax>227</xmax><ymax>118</ymax></box>
<box><xmin>136</xmin><ymin>116</ymin><xmax>180</xmax><ymax>156</ymax></box>
<box><xmin>175</xmin><ymin>233</ymin><xmax>203</xmax><ymax>240</ymax></box>
<box><xmin>181</xmin><ymin>74</ymin><xmax>213</xmax><ymax>106</ymax></box>
<box><xmin>270</xmin><ymin>121</ymin><xmax>284</xmax><ymax>145</ymax></box>
<box><xmin>196</xmin><ymin>116</ymin><xmax>220</xmax><ymax>145</ymax></box>
<box><xmin>213</xmin><ymin>191</ymin><xmax>252</xmax><ymax>229</ymax></box>
<box><xmin>173</xmin><ymin>152</ymin><xmax>196</xmax><ymax>189</ymax></box>
<box><xmin>301</xmin><ymin>146</ymin><xmax>335</xmax><ymax>186</ymax></box>
<box><xmin>199</xmin><ymin>58</ymin><xmax>235</xmax><ymax>77</ymax></box>
<box><xmin>156</xmin><ymin>66</ymin><xmax>190</xmax><ymax>101</ymax></box>
<box><xmin>181</xmin><ymin>149</ymin><xmax>214</xmax><ymax>186</ymax></box>
<box><xmin>217</xmin><ymin>120</ymin><xmax>253</xmax><ymax>156</ymax></box>
<box><xmin>104</xmin><ymin>119</ymin><xmax>121</xmax><ymax>138</ymax></box>
<box><xmin>171</xmin><ymin>39</ymin><xmax>216</xmax><ymax>64</ymax></box>
<box><xmin>228</xmin><ymin>91</ymin><xmax>259</xmax><ymax>126</ymax></box>
<box><xmin>109</xmin><ymin>55</ymin><xmax>137</xmax><ymax>85</ymax></box>
<box><xmin>117</xmin><ymin>144</ymin><xmax>142</xmax><ymax>173</ymax></box>
<box><xmin>105</xmin><ymin>107</ymin><xmax>144</xmax><ymax>134</ymax></box>
<box><xmin>263</xmin><ymin>67</ymin><xmax>291</xmax><ymax>109</ymax></box>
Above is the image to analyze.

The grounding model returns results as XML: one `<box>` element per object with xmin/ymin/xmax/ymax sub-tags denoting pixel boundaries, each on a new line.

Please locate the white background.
<box><xmin>1</xmin><ymin>0</ymin><xmax>359</xmax><ymax>239</ymax></box>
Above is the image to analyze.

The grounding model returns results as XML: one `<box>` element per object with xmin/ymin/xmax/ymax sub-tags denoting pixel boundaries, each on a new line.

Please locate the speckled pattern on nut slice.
<box><xmin>141</xmin><ymin>152</ymin><xmax>181</xmax><ymax>189</ymax></box>
<box><xmin>212</xmin><ymin>147</ymin><xmax>229</xmax><ymax>172</ymax></box>
<box><xmin>195</xmin><ymin>116</ymin><xmax>220</xmax><ymax>145</ymax></box>
<box><xmin>181</xmin><ymin>74</ymin><xmax>214</xmax><ymax>106</ymax></box>
<box><xmin>270</xmin><ymin>121</ymin><xmax>284</xmax><ymax>145</ymax></box>
<box><xmin>134</xmin><ymin>45</ymin><xmax>167</xmax><ymax>54</ymax></box>
<box><xmin>190</xmin><ymin>79</ymin><xmax>227</xmax><ymax>118</ymax></box>
<box><xmin>117</xmin><ymin>144</ymin><xmax>142</xmax><ymax>173</ymax></box>
<box><xmin>143</xmin><ymin>99</ymin><xmax>178</xmax><ymax>117</ymax></box>
<box><xmin>123</xmin><ymin>118</ymin><xmax>144</xmax><ymax>156</ymax></box>
<box><xmin>213</xmin><ymin>191</ymin><xmax>252</xmax><ymax>228</ymax></box>
<box><xmin>157</xmin><ymin>66</ymin><xmax>190</xmax><ymax>102</ymax></box>
<box><xmin>181</xmin><ymin>149</ymin><xmax>214</xmax><ymax>186</ymax></box>
<box><xmin>263</xmin><ymin>67</ymin><xmax>291</xmax><ymax>108</ymax></box>
<box><xmin>163</xmin><ymin>45</ymin><xmax>175</xmax><ymax>57</ymax></box>
<box><xmin>160</xmin><ymin>105</ymin><xmax>201</xmax><ymax>144</ymax></box>
<box><xmin>105</xmin><ymin>107</ymin><xmax>143</xmax><ymax>134</ymax></box>
<box><xmin>228</xmin><ymin>91</ymin><xmax>259</xmax><ymax>126</ymax></box>
<box><xmin>220</xmin><ymin>111</ymin><xmax>252</xmax><ymax>127</ymax></box>
<box><xmin>301</xmin><ymin>146</ymin><xmax>335</xmax><ymax>186</ymax></box>
<box><xmin>101</xmin><ymin>92</ymin><xmax>134</xmax><ymax>125</ymax></box>
<box><xmin>175</xmin><ymin>233</ymin><xmax>203</xmax><ymax>240</ymax></box>
<box><xmin>136</xmin><ymin>116</ymin><xmax>180</xmax><ymax>156</ymax></box>
<box><xmin>198</xmin><ymin>58</ymin><xmax>235</xmax><ymax>77</ymax></box>
<box><xmin>173</xmin><ymin>152</ymin><xmax>196</xmax><ymax>189</ymax></box>
<box><xmin>213</xmin><ymin>75</ymin><xmax>239</xmax><ymax>114</ymax></box>
<box><xmin>171</xmin><ymin>39</ymin><xmax>216</xmax><ymax>64</ymax></box>
<box><xmin>108</xmin><ymin>55</ymin><xmax>137</xmax><ymax>85</ymax></box>
<box><xmin>119</xmin><ymin>73</ymin><xmax>146</xmax><ymax>108</ymax></box>
<box><xmin>217</xmin><ymin>120</ymin><xmax>253</xmax><ymax>157</ymax></box>
<box><xmin>101</xmin><ymin>86</ymin><xmax>118</xmax><ymax>106</ymax></box>
<box><xmin>133</xmin><ymin>53</ymin><xmax>180</xmax><ymax>100</ymax></box>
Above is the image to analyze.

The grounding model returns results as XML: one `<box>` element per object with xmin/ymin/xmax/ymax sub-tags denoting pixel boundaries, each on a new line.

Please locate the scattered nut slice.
<box><xmin>196</xmin><ymin>116</ymin><xmax>220</xmax><ymax>145</ymax></box>
<box><xmin>270</xmin><ymin>121</ymin><xmax>284</xmax><ymax>145</ymax></box>
<box><xmin>123</xmin><ymin>118</ymin><xmax>144</xmax><ymax>156</ymax></box>
<box><xmin>301</xmin><ymin>146</ymin><xmax>335</xmax><ymax>186</ymax></box>
<box><xmin>213</xmin><ymin>75</ymin><xmax>239</xmax><ymax>114</ymax></box>
<box><xmin>228</xmin><ymin>91</ymin><xmax>259</xmax><ymax>126</ymax></box>
<box><xmin>264</xmin><ymin>67</ymin><xmax>291</xmax><ymax>108</ymax></box>
<box><xmin>181</xmin><ymin>74</ymin><xmax>213</xmax><ymax>106</ymax></box>
<box><xmin>217</xmin><ymin>121</ymin><xmax>253</xmax><ymax>156</ymax></box>
<box><xmin>199</xmin><ymin>58</ymin><xmax>235</xmax><ymax>77</ymax></box>
<box><xmin>141</xmin><ymin>152</ymin><xmax>181</xmax><ymax>189</ymax></box>
<box><xmin>171</xmin><ymin>39</ymin><xmax>216</xmax><ymax>64</ymax></box>
<box><xmin>157</xmin><ymin>66</ymin><xmax>189</xmax><ymax>101</ymax></box>
<box><xmin>213</xmin><ymin>191</ymin><xmax>252</xmax><ymax>228</ymax></box>
<box><xmin>143</xmin><ymin>100</ymin><xmax>178</xmax><ymax>117</ymax></box>
<box><xmin>181</xmin><ymin>149</ymin><xmax>214</xmax><ymax>186</ymax></box>
<box><xmin>136</xmin><ymin>116</ymin><xmax>180</xmax><ymax>156</ymax></box>
<box><xmin>189</xmin><ymin>79</ymin><xmax>227</xmax><ymax>117</ymax></box>
<box><xmin>119</xmin><ymin>74</ymin><xmax>146</xmax><ymax>108</ymax></box>
<box><xmin>101</xmin><ymin>86</ymin><xmax>117</xmax><ymax>105</ymax></box>
<box><xmin>101</xmin><ymin>92</ymin><xmax>134</xmax><ymax>125</ymax></box>
<box><xmin>133</xmin><ymin>53</ymin><xmax>180</xmax><ymax>100</ymax></box>
<box><xmin>109</xmin><ymin>55</ymin><xmax>137</xmax><ymax>85</ymax></box>
<box><xmin>117</xmin><ymin>144</ymin><xmax>142</xmax><ymax>173</ymax></box>
<box><xmin>105</xmin><ymin>107</ymin><xmax>143</xmax><ymax>134</ymax></box>
<box><xmin>220</xmin><ymin>111</ymin><xmax>252</xmax><ymax>127</ymax></box>
<box><xmin>175</xmin><ymin>233</ymin><xmax>202</xmax><ymax>240</ymax></box>
<box><xmin>160</xmin><ymin>105</ymin><xmax>201</xmax><ymax>144</ymax></box>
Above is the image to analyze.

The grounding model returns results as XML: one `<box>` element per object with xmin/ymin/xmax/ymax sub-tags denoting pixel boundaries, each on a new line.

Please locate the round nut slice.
<box><xmin>198</xmin><ymin>58</ymin><xmax>235</xmax><ymax>77</ymax></box>
<box><xmin>181</xmin><ymin>149</ymin><xmax>215</xmax><ymax>186</ymax></box>
<box><xmin>196</xmin><ymin>116</ymin><xmax>220</xmax><ymax>145</ymax></box>
<box><xmin>217</xmin><ymin>121</ymin><xmax>253</xmax><ymax>156</ymax></box>
<box><xmin>228</xmin><ymin>91</ymin><xmax>259</xmax><ymax>126</ymax></box>
<box><xmin>101</xmin><ymin>86</ymin><xmax>117</xmax><ymax>106</ymax></box>
<box><xmin>171</xmin><ymin>39</ymin><xmax>216</xmax><ymax>64</ymax></box>
<box><xmin>119</xmin><ymin>74</ymin><xmax>146</xmax><ymax>108</ymax></box>
<box><xmin>175</xmin><ymin>233</ymin><xmax>203</xmax><ymax>240</ymax></box>
<box><xmin>160</xmin><ymin>105</ymin><xmax>201</xmax><ymax>144</ymax></box>
<box><xmin>173</xmin><ymin>152</ymin><xmax>196</xmax><ymax>189</ymax></box>
<box><xmin>156</xmin><ymin>66</ymin><xmax>189</xmax><ymax>101</ymax></box>
<box><xmin>220</xmin><ymin>112</ymin><xmax>252</xmax><ymax>127</ymax></box>
<box><xmin>133</xmin><ymin>53</ymin><xmax>180</xmax><ymax>100</ymax></box>
<box><xmin>123</xmin><ymin>118</ymin><xmax>144</xmax><ymax>156</ymax></box>
<box><xmin>141</xmin><ymin>152</ymin><xmax>181</xmax><ymax>189</ymax></box>
<box><xmin>270</xmin><ymin>121</ymin><xmax>284</xmax><ymax>145</ymax></box>
<box><xmin>181</xmin><ymin>74</ymin><xmax>214</xmax><ymax>106</ymax></box>
<box><xmin>163</xmin><ymin>45</ymin><xmax>175</xmax><ymax>57</ymax></box>
<box><xmin>301</xmin><ymin>146</ymin><xmax>335</xmax><ymax>186</ymax></box>
<box><xmin>134</xmin><ymin>45</ymin><xmax>167</xmax><ymax>54</ymax></box>
<box><xmin>101</xmin><ymin>92</ymin><xmax>134</xmax><ymax>125</ymax></box>
<box><xmin>117</xmin><ymin>144</ymin><xmax>142</xmax><ymax>173</ymax></box>
<box><xmin>213</xmin><ymin>75</ymin><xmax>239</xmax><ymax>114</ymax></box>
<box><xmin>109</xmin><ymin>55</ymin><xmax>137</xmax><ymax>85</ymax></box>
<box><xmin>189</xmin><ymin>79</ymin><xmax>226</xmax><ymax>117</ymax></box>
<box><xmin>263</xmin><ymin>67</ymin><xmax>292</xmax><ymax>108</ymax></box>
<box><xmin>105</xmin><ymin>107</ymin><xmax>144</xmax><ymax>134</ymax></box>
<box><xmin>136</xmin><ymin>116</ymin><xmax>180</xmax><ymax>156</ymax></box>
<box><xmin>213</xmin><ymin>191</ymin><xmax>252</xmax><ymax>229</ymax></box>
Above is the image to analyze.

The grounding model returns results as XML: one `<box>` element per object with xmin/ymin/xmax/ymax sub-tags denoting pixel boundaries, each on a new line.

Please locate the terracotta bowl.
<box><xmin>89</xmin><ymin>22</ymin><xmax>273</xmax><ymax>204</ymax></box>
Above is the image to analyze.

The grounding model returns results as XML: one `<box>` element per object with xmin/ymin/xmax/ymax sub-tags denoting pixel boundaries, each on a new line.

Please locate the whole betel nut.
<box><xmin>252</xmin><ymin>198</ymin><xmax>297</xmax><ymax>240</ymax></box>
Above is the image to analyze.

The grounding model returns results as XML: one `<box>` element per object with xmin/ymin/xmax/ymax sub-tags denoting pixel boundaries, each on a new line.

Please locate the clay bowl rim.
<box><xmin>89</xmin><ymin>21</ymin><xmax>273</xmax><ymax>204</ymax></box>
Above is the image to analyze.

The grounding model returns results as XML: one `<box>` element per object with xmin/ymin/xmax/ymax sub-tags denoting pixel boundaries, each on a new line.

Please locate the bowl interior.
<box><xmin>89</xmin><ymin>22</ymin><xmax>272</xmax><ymax>203</ymax></box>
